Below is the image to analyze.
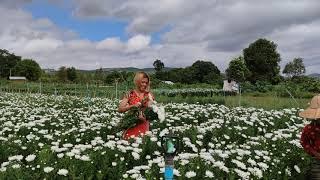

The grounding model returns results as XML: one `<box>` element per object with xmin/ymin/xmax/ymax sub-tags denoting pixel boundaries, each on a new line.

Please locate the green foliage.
<box><xmin>283</xmin><ymin>57</ymin><xmax>306</xmax><ymax>78</ymax></box>
<box><xmin>225</xmin><ymin>56</ymin><xmax>251</xmax><ymax>82</ymax></box>
<box><xmin>105</xmin><ymin>71</ymin><xmax>132</xmax><ymax>85</ymax></box>
<box><xmin>277</xmin><ymin>76</ymin><xmax>320</xmax><ymax>97</ymax></box>
<box><xmin>117</xmin><ymin>106</ymin><xmax>140</xmax><ymax>130</ymax></box>
<box><xmin>243</xmin><ymin>38</ymin><xmax>281</xmax><ymax>84</ymax></box>
<box><xmin>66</xmin><ymin>67</ymin><xmax>77</xmax><ymax>82</ymax></box>
<box><xmin>144</xmin><ymin>107</ymin><xmax>159</xmax><ymax>121</ymax></box>
<box><xmin>153</xmin><ymin>59</ymin><xmax>164</xmax><ymax>72</ymax></box>
<box><xmin>13</xmin><ymin>59</ymin><xmax>42</xmax><ymax>81</ymax></box>
<box><xmin>117</xmin><ymin>106</ymin><xmax>159</xmax><ymax>131</ymax></box>
<box><xmin>189</xmin><ymin>60</ymin><xmax>221</xmax><ymax>83</ymax></box>
<box><xmin>240</xmin><ymin>81</ymin><xmax>273</xmax><ymax>93</ymax></box>
<box><xmin>94</xmin><ymin>68</ymin><xmax>105</xmax><ymax>84</ymax></box>
<box><xmin>153</xmin><ymin>60</ymin><xmax>222</xmax><ymax>85</ymax></box>
<box><xmin>57</xmin><ymin>66</ymin><xmax>68</xmax><ymax>82</ymax></box>
<box><xmin>0</xmin><ymin>49</ymin><xmax>22</xmax><ymax>78</ymax></box>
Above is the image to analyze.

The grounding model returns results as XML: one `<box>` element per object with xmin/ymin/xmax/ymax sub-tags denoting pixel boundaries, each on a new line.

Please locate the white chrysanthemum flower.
<box><xmin>25</xmin><ymin>154</ymin><xmax>36</xmax><ymax>162</ymax></box>
<box><xmin>150</xmin><ymin>137</ymin><xmax>158</xmax><ymax>142</ymax></box>
<box><xmin>0</xmin><ymin>167</ymin><xmax>6</xmax><ymax>172</ymax></box>
<box><xmin>44</xmin><ymin>167</ymin><xmax>54</xmax><ymax>173</ymax></box>
<box><xmin>66</xmin><ymin>152</ymin><xmax>75</xmax><ymax>157</ymax></box>
<box><xmin>185</xmin><ymin>171</ymin><xmax>196</xmax><ymax>178</ymax></box>
<box><xmin>132</xmin><ymin>152</ymin><xmax>140</xmax><ymax>160</ymax></box>
<box><xmin>294</xmin><ymin>165</ymin><xmax>301</xmax><ymax>173</ymax></box>
<box><xmin>80</xmin><ymin>155</ymin><xmax>90</xmax><ymax>161</ymax></box>
<box><xmin>285</xmin><ymin>167</ymin><xmax>291</xmax><ymax>176</ymax></box>
<box><xmin>173</xmin><ymin>169</ymin><xmax>181</xmax><ymax>176</ymax></box>
<box><xmin>57</xmin><ymin>169</ymin><xmax>68</xmax><ymax>176</ymax></box>
<box><xmin>57</xmin><ymin>153</ymin><xmax>64</xmax><ymax>158</ymax></box>
<box><xmin>1</xmin><ymin>162</ymin><xmax>9</xmax><ymax>167</ymax></box>
<box><xmin>205</xmin><ymin>170</ymin><xmax>214</xmax><ymax>178</ymax></box>
<box><xmin>234</xmin><ymin>168</ymin><xmax>250</xmax><ymax>179</ymax></box>
<box><xmin>8</xmin><ymin>155</ymin><xmax>23</xmax><ymax>161</ymax></box>
<box><xmin>12</xmin><ymin>164</ymin><xmax>21</xmax><ymax>169</ymax></box>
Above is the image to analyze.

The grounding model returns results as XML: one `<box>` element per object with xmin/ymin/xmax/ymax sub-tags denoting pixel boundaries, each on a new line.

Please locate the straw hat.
<box><xmin>299</xmin><ymin>94</ymin><xmax>320</xmax><ymax>119</ymax></box>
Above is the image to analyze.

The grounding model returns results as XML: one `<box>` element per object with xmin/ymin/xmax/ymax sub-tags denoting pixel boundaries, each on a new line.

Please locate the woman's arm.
<box><xmin>118</xmin><ymin>94</ymin><xmax>141</xmax><ymax>113</ymax></box>
<box><xmin>118</xmin><ymin>97</ymin><xmax>131</xmax><ymax>113</ymax></box>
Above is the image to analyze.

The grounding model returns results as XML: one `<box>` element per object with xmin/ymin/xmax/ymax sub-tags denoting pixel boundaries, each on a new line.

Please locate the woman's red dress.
<box><xmin>122</xmin><ymin>90</ymin><xmax>153</xmax><ymax>140</ymax></box>
<box><xmin>300</xmin><ymin>124</ymin><xmax>320</xmax><ymax>156</ymax></box>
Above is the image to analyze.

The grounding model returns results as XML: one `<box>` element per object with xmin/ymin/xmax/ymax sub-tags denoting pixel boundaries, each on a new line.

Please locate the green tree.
<box><xmin>283</xmin><ymin>57</ymin><xmax>306</xmax><ymax>78</ymax></box>
<box><xmin>189</xmin><ymin>60</ymin><xmax>221</xmax><ymax>83</ymax></box>
<box><xmin>13</xmin><ymin>59</ymin><xmax>42</xmax><ymax>81</ymax></box>
<box><xmin>57</xmin><ymin>66</ymin><xmax>68</xmax><ymax>82</ymax></box>
<box><xmin>105</xmin><ymin>71</ymin><xmax>122</xmax><ymax>84</ymax></box>
<box><xmin>0</xmin><ymin>49</ymin><xmax>21</xmax><ymax>78</ymax></box>
<box><xmin>66</xmin><ymin>67</ymin><xmax>77</xmax><ymax>82</ymax></box>
<box><xmin>153</xmin><ymin>59</ymin><xmax>164</xmax><ymax>72</ymax></box>
<box><xmin>225</xmin><ymin>56</ymin><xmax>251</xmax><ymax>82</ymax></box>
<box><xmin>94</xmin><ymin>67</ymin><xmax>105</xmax><ymax>83</ymax></box>
<box><xmin>243</xmin><ymin>38</ymin><xmax>281</xmax><ymax>84</ymax></box>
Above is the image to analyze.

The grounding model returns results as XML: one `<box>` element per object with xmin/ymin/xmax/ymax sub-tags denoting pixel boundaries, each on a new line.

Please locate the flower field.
<box><xmin>0</xmin><ymin>93</ymin><xmax>311</xmax><ymax>179</ymax></box>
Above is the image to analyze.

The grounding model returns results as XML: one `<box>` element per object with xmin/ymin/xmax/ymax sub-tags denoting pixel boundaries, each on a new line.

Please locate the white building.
<box><xmin>223</xmin><ymin>80</ymin><xmax>239</xmax><ymax>92</ymax></box>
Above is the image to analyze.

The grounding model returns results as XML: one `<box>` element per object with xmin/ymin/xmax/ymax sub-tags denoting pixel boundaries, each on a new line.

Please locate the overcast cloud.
<box><xmin>0</xmin><ymin>0</ymin><xmax>319</xmax><ymax>74</ymax></box>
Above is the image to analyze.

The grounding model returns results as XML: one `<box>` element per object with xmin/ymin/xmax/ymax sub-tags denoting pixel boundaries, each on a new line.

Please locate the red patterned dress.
<box><xmin>300</xmin><ymin>124</ymin><xmax>320</xmax><ymax>156</ymax></box>
<box><xmin>122</xmin><ymin>90</ymin><xmax>153</xmax><ymax>140</ymax></box>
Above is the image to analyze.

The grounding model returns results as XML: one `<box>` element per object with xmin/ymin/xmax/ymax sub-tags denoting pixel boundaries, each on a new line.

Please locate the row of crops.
<box><xmin>0</xmin><ymin>92</ymin><xmax>310</xmax><ymax>179</ymax></box>
<box><xmin>0</xmin><ymin>81</ymin><xmax>236</xmax><ymax>98</ymax></box>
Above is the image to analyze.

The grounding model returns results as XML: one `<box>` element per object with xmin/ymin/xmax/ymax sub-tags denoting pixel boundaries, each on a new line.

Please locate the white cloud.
<box><xmin>126</xmin><ymin>35</ymin><xmax>151</xmax><ymax>53</ymax></box>
<box><xmin>65</xmin><ymin>40</ymin><xmax>93</xmax><ymax>50</ymax></box>
<box><xmin>24</xmin><ymin>38</ymin><xmax>63</xmax><ymax>53</ymax></box>
<box><xmin>96</xmin><ymin>37</ymin><xmax>124</xmax><ymax>51</ymax></box>
<box><xmin>0</xmin><ymin>1</ymin><xmax>320</xmax><ymax>74</ymax></box>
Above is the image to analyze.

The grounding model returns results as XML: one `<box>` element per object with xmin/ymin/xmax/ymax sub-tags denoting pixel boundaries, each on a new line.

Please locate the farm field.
<box><xmin>0</xmin><ymin>92</ymin><xmax>311</xmax><ymax>179</ymax></box>
<box><xmin>0</xmin><ymin>81</ymin><xmax>312</xmax><ymax>110</ymax></box>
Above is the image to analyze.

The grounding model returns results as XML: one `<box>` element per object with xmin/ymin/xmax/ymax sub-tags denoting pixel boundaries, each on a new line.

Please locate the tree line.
<box><xmin>154</xmin><ymin>38</ymin><xmax>307</xmax><ymax>85</ymax></box>
<box><xmin>0</xmin><ymin>38</ymin><xmax>310</xmax><ymax>85</ymax></box>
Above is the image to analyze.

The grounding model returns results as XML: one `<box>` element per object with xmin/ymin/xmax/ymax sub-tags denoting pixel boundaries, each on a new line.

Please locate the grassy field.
<box><xmin>155</xmin><ymin>95</ymin><xmax>309</xmax><ymax>110</ymax></box>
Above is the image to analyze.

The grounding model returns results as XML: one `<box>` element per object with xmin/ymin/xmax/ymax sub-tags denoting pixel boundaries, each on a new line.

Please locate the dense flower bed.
<box><xmin>0</xmin><ymin>93</ymin><xmax>311</xmax><ymax>179</ymax></box>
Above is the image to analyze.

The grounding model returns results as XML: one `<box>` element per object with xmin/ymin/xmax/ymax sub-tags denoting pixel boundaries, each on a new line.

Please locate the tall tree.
<box><xmin>66</xmin><ymin>67</ymin><xmax>77</xmax><ymax>82</ymax></box>
<box><xmin>94</xmin><ymin>67</ymin><xmax>105</xmax><ymax>82</ymax></box>
<box><xmin>153</xmin><ymin>59</ymin><xmax>164</xmax><ymax>72</ymax></box>
<box><xmin>190</xmin><ymin>60</ymin><xmax>221</xmax><ymax>83</ymax></box>
<box><xmin>0</xmin><ymin>49</ymin><xmax>21</xmax><ymax>78</ymax></box>
<box><xmin>225</xmin><ymin>56</ymin><xmax>251</xmax><ymax>82</ymax></box>
<box><xmin>283</xmin><ymin>57</ymin><xmax>306</xmax><ymax>78</ymax></box>
<box><xmin>243</xmin><ymin>39</ymin><xmax>281</xmax><ymax>84</ymax></box>
<box><xmin>13</xmin><ymin>59</ymin><xmax>42</xmax><ymax>81</ymax></box>
<box><xmin>57</xmin><ymin>66</ymin><xmax>68</xmax><ymax>82</ymax></box>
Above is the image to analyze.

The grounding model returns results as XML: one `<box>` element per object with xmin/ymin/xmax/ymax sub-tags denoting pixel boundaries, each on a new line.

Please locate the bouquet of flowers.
<box><xmin>145</xmin><ymin>101</ymin><xmax>165</xmax><ymax>122</ymax></box>
<box><xmin>117</xmin><ymin>97</ymin><xmax>165</xmax><ymax>130</ymax></box>
<box><xmin>117</xmin><ymin>106</ymin><xmax>140</xmax><ymax>130</ymax></box>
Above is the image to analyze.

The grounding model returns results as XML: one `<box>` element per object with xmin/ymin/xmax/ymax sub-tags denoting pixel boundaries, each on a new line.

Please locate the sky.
<box><xmin>0</xmin><ymin>0</ymin><xmax>319</xmax><ymax>74</ymax></box>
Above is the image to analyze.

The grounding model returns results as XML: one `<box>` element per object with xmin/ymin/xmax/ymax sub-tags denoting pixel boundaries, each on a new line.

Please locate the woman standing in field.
<box><xmin>118</xmin><ymin>72</ymin><xmax>155</xmax><ymax>140</ymax></box>
<box><xmin>300</xmin><ymin>94</ymin><xmax>320</xmax><ymax>179</ymax></box>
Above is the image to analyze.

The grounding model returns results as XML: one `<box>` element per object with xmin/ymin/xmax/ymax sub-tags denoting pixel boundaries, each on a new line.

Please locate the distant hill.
<box><xmin>46</xmin><ymin>67</ymin><xmax>174</xmax><ymax>74</ymax></box>
<box><xmin>308</xmin><ymin>73</ymin><xmax>320</xmax><ymax>78</ymax></box>
<box><xmin>83</xmin><ymin>67</ymin><xmax>174</xmax><ymax>74</ymax></box>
